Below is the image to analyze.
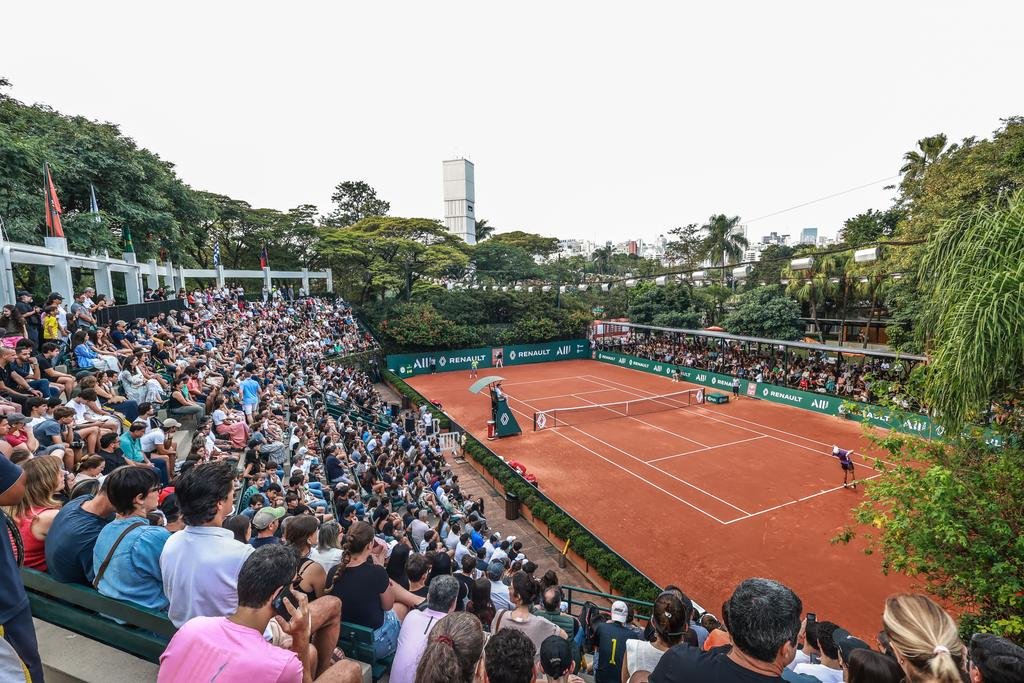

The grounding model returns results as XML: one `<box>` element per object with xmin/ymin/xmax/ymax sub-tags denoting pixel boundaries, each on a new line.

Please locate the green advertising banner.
<box><xmin>592</xmin><ymin>349</ymin><xmax>977</xmax><ymax>443</ymax></box>
<box><xmin>501</xmin><ymin>339</ymin><xmax>591</xmax><ymax>366</ymax></box>
<box><xmin>388</xmin><ymin>339</ymin><xmax>590</xmax><ymax>378</ymax></box>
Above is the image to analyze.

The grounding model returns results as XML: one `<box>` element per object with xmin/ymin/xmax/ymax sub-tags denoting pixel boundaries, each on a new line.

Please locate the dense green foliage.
<box><xmin>917</xmin><ymin>192</ymin><xmax>1024</xmax><ymax>427</ymax></box>
<box><xmin>842</xmin><ymin>433</ymin><xmax>1024</xmax><ymax>637</ymax></box>
<box><xmin>721</xmin><ymin>286</ymin><xmax>802</xmax><ymax>340</ymax></box>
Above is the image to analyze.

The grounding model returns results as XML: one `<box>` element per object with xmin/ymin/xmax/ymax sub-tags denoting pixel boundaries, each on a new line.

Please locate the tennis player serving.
<box><xmin>832</xmin><ymin>445</ymin><xmax>857</xmax><ymax>489</ymax></box>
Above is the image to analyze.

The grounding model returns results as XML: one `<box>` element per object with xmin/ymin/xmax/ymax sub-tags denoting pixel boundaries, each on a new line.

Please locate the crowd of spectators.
<box><xmin>0</xmin><ymin>289</ymin><xmax>1021</xmax><ymax>683</ymax></box>
<box><xmin>597</xmin><ymin>333</ymin><xmax>923</xmax><ymax>410</ymax></box>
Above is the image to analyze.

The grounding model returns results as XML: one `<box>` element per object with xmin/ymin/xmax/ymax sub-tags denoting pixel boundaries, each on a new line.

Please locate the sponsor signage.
<box><xmin>387</xmin><ymin>339</ymin><xmax>589</xmax><ymax>377</ymax></box>
<box><xmin>590</xmin><ymin>349</ymin><xmax>983</xmax><ymax>443</ymax></box>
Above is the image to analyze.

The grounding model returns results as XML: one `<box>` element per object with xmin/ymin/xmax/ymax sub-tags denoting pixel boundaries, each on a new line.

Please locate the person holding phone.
<box><xmin>159</xmin><ymin>544</ymin><xmax>361</xmax><ymax>682</ymax></box>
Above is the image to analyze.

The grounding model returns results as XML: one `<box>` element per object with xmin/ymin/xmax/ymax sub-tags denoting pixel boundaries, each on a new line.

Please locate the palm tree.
<box><xmin>918</xmin><ymin>190</ymin><xmax>1024</xmax><ymax>427</ymax></box>
<box><xmin>783</xmin><ymin>258</ymin><xmax>837</xmax><ymax>341</ymax></box>
<box><xmin>474</xmin><ymin>219</ymin><xmax>494</xmax><ymax>241</ymax></box>
<box><xmin>700</xmin><ymin>214</ymin><xmax>748</xmax><ymax>285</ymax></box>
<box><xmin>899</xmin><ymin>133</ymin><xmax>948</xmax><ymax>181</ymax></box>
<box><xmin>590</xmin><ymin>245</ymin><xmax>613</xmax><ymax>274</ymax></box>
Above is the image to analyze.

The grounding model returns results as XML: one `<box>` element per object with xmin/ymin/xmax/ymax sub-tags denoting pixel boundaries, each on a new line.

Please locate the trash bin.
<box><xmin>487</xmin><ymin>420</ymin><xmax>496</xmax><ymax>440</ymax></box>
<box><xmin>505</xmin><ymin>492</ymin><xmax>520</xmax><ymax>521</ymax></box>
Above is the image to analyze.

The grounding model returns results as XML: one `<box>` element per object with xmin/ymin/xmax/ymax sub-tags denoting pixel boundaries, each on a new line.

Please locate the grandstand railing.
<box><xmin>562</xmin><ymin>584</ymin><xmax>655</xmax><ymax>623</ymax></box>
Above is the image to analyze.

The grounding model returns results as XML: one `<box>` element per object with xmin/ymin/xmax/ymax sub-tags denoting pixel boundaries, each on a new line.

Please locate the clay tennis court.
<box><xmin>408</xmin><ymin>359</ymin><xmax>915</xmax><ymax>638</ymax></box>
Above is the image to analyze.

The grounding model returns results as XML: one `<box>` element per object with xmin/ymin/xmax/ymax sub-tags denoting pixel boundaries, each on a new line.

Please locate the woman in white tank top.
<box><xmin>623</xmin><ymin>592</ymin><xmax>692</xmax><ymax>681</ymax></box>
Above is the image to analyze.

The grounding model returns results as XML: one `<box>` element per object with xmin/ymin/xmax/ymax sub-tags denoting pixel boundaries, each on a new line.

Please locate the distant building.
<box><xmin>799</xmin><ymin>227</ymin><xmax>818</xmax><ymax>245</ymax></box>
<box><xmin>443</xmin><ymin>159</ymin><xmax>475</xmax><ymax>244</ymax></box>
<box><xmin>761</xmin><ymin>231</ymin><xmax>791</xmax><ymax>246</ymax></box>
<box><xmin>627</xmin><ymin>240</ymin><xmax>638</xmax><ymax>256</ymax></box>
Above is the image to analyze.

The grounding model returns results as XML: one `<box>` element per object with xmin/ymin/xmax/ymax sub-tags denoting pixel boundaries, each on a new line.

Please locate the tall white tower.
<box><xmin>443</xmin><ymin>158</ymin><xmax>476</xmax><ymax>244</ymax></box>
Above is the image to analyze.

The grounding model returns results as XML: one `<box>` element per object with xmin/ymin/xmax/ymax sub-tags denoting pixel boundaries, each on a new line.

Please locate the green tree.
<box><xmin>488</xmin><ymin>230</ymin><xmax>559</xmax><ymax>259</ymax></box>
<box><xmin>839</xmin><ymin>207</ymin><xmax>905</xmax><ymax>246</ymax></box>
<box><xmin>899</xmin><ymin>133</ymin><xmax>949</xmax><ymax>183</ymax></box>
<box><xmin>782</xmin><ymin>253</ymin><xmax>836</xmax><ymax>341</ymax></box>
<box><xmin>590</xmin><ymin>245</ymin><xmax>613</xmax><ymax>274</ymax></box>
<box><xmin>699</xmin><ymin>214</ymin><xmax>748</xmax><ymax>285</ymax></box>
<box><xmin>842</xmin><ymin>433</ymin><xmax>1024</xmax><ymax>638</ymax></box>
<box><xmin>471</xmin><ymin>240</ymin><xmax>538</xmax><ymax>283</ymax></box>
<box><xmin>664</xmin><ymin>223</ymin><xmax>703</xmax><ymax>268</ymax></box>
<box><xmin>317</xmin><ymin>216</ymin><xmax>469</xmax><ymax>303</ymax></box>
<box><xmin>745</xmin><ymin>244</ymin><xmax>794</xmax><ymax>290</ymax></box>
<box><xmin>379</xmin><ymin>302</ymin><xmax>479</xmax><ymax>350</ymax></box>
<box><xmin>324</xmin><ymin>180</ymin><xmax>390</xmax><ymax>228</ymax></box>
<box><xmin>0</xmin><ymin>86</ymin><xmax>213</xmax><ymax>262</ymax></box>
<box><xmin>917</xmin><ymin>192</ymin><xmax>1024</xmax><ymax>427</ymax></box>
<box><xmin>722</xmin><ymin>286</ymin><xmax>802</xmax><ymax>340</ymax></box>
<box><xmin>474</xmin><ymin>218</ymin><xmax>494</xmax><ymax>241</ymax></box>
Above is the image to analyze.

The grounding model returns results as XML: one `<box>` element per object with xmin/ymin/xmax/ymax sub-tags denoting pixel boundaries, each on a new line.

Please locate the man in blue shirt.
<box><xmin>92</xmin><ymin>466</ymin><xmax>171</xmax><ymax>610</ymax></box>
<box><xmin>45</xmin><ymin>482</ymin><xmax>116</xmax><ymax>584</ymax></box>
<box><xmin>240</xmin><ymin>374</ymin><xmax>262</xmax><ymax>423</ymax></box>
<box><xmin>0</xmin><ymin>451</ymin><xmax>43</xmax><ymax>683</ymax></box>
<box><xmin>593</xmin><ymin>601</ymin><xmax>639</xmax><ymax>683</ymax></box>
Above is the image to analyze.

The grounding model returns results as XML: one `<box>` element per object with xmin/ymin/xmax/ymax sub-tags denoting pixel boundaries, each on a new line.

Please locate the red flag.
<box><xmin>259</xmin><ymin>245</ymin><xmax>269</xmax><ymax>268</ymax></box>
<box><xmin>44</xmin><ymin>164</ymin><xmax>65</xmax><ymax>238</ymax></box>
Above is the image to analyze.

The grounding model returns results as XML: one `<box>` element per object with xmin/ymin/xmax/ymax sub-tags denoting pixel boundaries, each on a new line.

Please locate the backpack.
<box><xmin>579</xmin><ymin>600</ymin><xmax>606</xmax><ymax>651</ymax></box>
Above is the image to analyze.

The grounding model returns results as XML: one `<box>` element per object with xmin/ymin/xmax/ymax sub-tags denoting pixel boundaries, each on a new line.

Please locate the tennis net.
<box><xmin>533</xmin><ymin>389</ymin><xmax>701</xmax><ymax>430</ymax></box>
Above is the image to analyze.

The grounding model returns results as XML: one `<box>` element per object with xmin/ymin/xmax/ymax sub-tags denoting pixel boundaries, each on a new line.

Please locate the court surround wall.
<box><xmin>386</xmin><ymin>339</ymin><xmax>590</xmax><ymax>377</ymax></box>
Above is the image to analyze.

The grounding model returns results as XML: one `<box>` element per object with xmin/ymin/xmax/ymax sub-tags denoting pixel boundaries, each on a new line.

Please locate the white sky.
<box><xmin>3</xmin><ymin>1</ymin><xmax>1022</xmax><ymax>244</ymax></box>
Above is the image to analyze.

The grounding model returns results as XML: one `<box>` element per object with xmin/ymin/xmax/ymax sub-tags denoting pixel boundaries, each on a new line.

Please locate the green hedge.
<box><xmin>386</xmin><ymin>372</ymin><xmax>661</xmax><ymax>605</ymax></box>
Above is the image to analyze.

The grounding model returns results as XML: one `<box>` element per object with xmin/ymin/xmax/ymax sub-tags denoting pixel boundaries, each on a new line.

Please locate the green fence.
<box><xmin>387</xmin><ymin>339</ymin><xmax>590</xmax><ymax>377</ymax></box>
<box><xmin>592</xmin><ymin>349</ymin><xmax>1006</xmax><ymax>445</ymax></box>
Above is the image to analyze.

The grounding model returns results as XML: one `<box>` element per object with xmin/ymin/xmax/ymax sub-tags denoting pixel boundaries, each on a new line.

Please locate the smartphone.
<box><xmin>273</xmin><ymin>586</ymin><xmax>298</xmax><ymax>620</ymax></box>
<box><xmin>806</xmin><ymin>612</ymin><xmax>816</xmax><ymax>628</ymax></box>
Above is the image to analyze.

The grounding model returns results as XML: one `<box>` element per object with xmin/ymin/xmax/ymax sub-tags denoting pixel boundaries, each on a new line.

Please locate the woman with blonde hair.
<box><xmin>881</xmin><ymin>594</ymin><xmax>966</xmax><ymax>683</ymax></box>
<box><xmin>2</xmin><ymin>455</ymin><xmax>64</xmax><ymax>570</ymax></box>
<box><xmin>414</xmin><ymin>611</ymin><xmax>485</xmax><ymax>683</ymax></box>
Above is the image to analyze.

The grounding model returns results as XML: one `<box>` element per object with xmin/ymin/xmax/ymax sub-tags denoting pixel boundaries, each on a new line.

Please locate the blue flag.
<box><xmin>89</xmin><ymin>184</ymin><xmax>101</xmax><ymax>223</ymax></box>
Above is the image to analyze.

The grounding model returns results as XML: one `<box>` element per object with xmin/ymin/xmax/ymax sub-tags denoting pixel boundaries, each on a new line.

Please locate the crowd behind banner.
<box><xmin>596</xmin><ymin>333</ymin><xmax>922</xmax><ymax>411</ymax></box>
<box><xmin>0</xmin><ymin>287</ymin><xmax>1021</xmax><ymax>683</ymax></box>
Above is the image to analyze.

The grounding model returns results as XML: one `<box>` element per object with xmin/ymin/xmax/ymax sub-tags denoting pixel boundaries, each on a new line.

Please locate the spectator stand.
<box><xmin>596</xmin><ymin>321</ymin><xmax>927</xmax><ymax>408</ymax></box>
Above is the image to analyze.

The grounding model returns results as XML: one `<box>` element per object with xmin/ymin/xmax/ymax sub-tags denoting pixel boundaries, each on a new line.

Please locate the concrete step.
<box><xmin>34</xmin><ymin>618</ymin><xmax>158</xmax><ymax>682</ymax></box>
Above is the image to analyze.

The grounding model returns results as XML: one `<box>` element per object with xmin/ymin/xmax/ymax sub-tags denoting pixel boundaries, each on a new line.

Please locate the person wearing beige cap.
<box><xmin>250</xmin><ymin>507</ymin><xmax>286</xmax><ymax>549</ymax></box>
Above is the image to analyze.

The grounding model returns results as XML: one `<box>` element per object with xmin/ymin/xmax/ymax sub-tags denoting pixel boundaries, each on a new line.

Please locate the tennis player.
<box><xmin>470</xmin><ymin>358</ymin><xmax>479</xmax><ymax>379</ymax></box>
<box><xmin>832</xmin><ymin>445</ymin><xmax>857</xmax><ymax>489</ymax></box>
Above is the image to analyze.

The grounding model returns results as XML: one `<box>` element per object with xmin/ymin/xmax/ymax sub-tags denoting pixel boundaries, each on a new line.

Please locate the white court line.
<box><xmin>722</xmin><ymin>473</ymin><xmax>883</xmax><ymax>524</ymax></box>
<box><xmin>508</xmin><ymin>393</ymin><xmax>749</xmax><ymax>516</ymax></box>
<box><xmin>645</xmin><ymin>435</ymin><xmax>769</xmax><ymax>463</ymax></box>
<box><xmin>582</xmin><ymin>374</ymin><xmax>888</xmax><ymax>472</ymax></box>
<box><xmin>497</xmin><ymin>395</ymin><xmax>730</xmax><ymax>524</ymax></box>
<box><xmin>568</xmin><ymin>393</ymin><xmax>709</xmax><ymax>448</ymax></box>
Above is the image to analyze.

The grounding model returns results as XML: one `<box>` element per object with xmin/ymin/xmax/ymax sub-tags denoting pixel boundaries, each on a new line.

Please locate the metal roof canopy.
<box><xmin>609</xmin><ymin>321</ymin><xmax>928</xmax><ymax>362</ymax></box>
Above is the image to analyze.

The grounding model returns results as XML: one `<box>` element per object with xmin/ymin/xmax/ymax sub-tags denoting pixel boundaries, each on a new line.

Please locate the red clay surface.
<box><xmin>408</xmin><ymin>359</ymin><xmax>915</xmax><ymax>638</ymax></box>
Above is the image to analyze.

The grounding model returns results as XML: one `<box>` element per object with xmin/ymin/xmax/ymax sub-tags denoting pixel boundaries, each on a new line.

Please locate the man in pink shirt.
<box><xmin>159</xmin><ymin>545</ymin><xmax>360</xmax><ymax>683</ymax></box>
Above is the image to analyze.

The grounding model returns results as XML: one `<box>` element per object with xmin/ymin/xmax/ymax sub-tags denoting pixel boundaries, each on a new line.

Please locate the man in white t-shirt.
<box><xmin>793</xmin><ymin>621</ymin><xmax>844</xmax><ymax>683</ymax></box>
<box><xmin>142</xmin><ymin>418</ymin><xmax>181</xmax><ymax>473</ymax></box>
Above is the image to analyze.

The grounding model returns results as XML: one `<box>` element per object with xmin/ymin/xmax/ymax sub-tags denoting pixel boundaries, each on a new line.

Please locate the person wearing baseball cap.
<box><xmin>831</xmin><ymin>627</ymin><xmax>870</xmax><ymax>672</ymax></box>
<box><xmin>540</xmin><ymin>634</ymin><xmax>584</xmax><ymax>682</ymax></box>
<box><xmin>249</xmin><ymin>507</ymin><xmax>286</xmax><ymax>549</ymax></box>
<box><xmin>593</xmin><ymin>600</ymin><xmax>637</xmax><ymax>683</ymax></box>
